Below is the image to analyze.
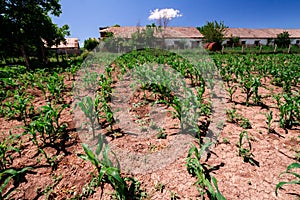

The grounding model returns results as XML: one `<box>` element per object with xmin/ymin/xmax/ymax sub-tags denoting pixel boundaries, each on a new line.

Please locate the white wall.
<box><xmin>223</xmin><ymin>38</ymin><xmax>300</xmax><ymax>46</ymax></box>
<box><xmin>165</xmin><ymin>38</ymin><xmax>203</xmax><ymax>48</ymax></box>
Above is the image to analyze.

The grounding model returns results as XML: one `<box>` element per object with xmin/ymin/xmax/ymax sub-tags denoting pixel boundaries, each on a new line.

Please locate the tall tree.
<box><xmin>275</xmin><ymin>31</ymin><xmax>291</xmax><ymax>48</ymax></box>
<box><xmin>0</xmin><ymin>0</ymin><xmax>69</xmax><ymax>69</ymax></box>
<box><xmin>197</xmin><ymin>21</ymin><xmax>227</xmax><ymax>45</ymax></box>
<box><xmin>84</xmin><ymin>38</ymin><xmax>99</xmax><ymax>51</ymax></box>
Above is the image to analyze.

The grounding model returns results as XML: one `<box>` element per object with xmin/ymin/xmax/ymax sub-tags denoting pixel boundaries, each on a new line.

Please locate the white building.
<box><xmin>99</xmin><ymin>26</ymin><xmax>300</xmax><ymax>48</ymax></box>
<box><xmin>99</xmin><ymin>26</ymin><xmax>203</xmax><ymax>49</ymax></box>
<box><xmin>223</xmin><ymin>28</ymin><xmax>300</xmax><ymax>46</ymax></box>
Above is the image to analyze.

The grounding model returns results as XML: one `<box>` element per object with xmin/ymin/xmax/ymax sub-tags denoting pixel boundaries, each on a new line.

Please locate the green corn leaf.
<box><xmin>199</xmin><ymin>142</ymin><xmax>213</xmax><ymax>158</ymax></box>
<box><xmin>281</xmin><ymin>171</ymin><xmax>300</xmax><ymax>179</ymax></box>
<box><xmin>95</xmin><ymin>135</ymin><xmax>104</xmax><ymax>156</ymax></box>
<box><xmin>81</xmin><ymin>144</ymin><xmax>98</xmax><ymax>166</ymax></box>
<box><xmin>275</xmin><ymin>181</ymin><xmax>300</xmax><ymax>196</ymax></box>
<box><xmin>102</xmin><ymin>145</ymin><xmax>113</xmax><ymax>167</ymax></box>
<box><xmin>203</xmin><ymin>178</ymin><xmax>215</xmax><ymax>197</ymax></box>
<box><xmin>211</xmin><ymin>176</ymin><xmax>226</xmax><ymax>200</ymax></box>
<box><xmin>286</xmin><ymin>162</ymin><xmax>300</xmax><ymax>171</ymax></box>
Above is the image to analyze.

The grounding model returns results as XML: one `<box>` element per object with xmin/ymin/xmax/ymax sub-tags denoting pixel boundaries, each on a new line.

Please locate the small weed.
<box><xmin>156</xmin><ymin>127</ymin><xmax>167</xmax><ymax>139</ymax></box>
<box><xmin>222</xmin><ymin>138</ymin><xmax>230</xmax><ymax>144</ymax></box>
<box><xmin>170</xmin><ymin>191</ymin><xmax>180</xmax><ymax>200</ymax></box>
<box><xmin>154</xmin><ymin>182</ymin><xmax>165</xmax><ymax>193</ymax></box>
<box><xmin>239</xmin><ymin>117</ymin><xmax>252</xmax><ymax>129</ymax></box>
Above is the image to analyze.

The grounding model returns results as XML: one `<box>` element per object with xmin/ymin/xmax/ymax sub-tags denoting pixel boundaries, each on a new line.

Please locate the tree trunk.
<box><xmin>41</xmin><ymin>44</ymin><xmax>47</xmax><ymax>64</ymax></box>
<box><xmin>20</xmin><ymin>44</ymin><xmax>30</xmax><ymax>69</ymax></box>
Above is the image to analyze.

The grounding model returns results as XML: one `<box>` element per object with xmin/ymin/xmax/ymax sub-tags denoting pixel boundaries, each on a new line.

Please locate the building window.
<box><xmin>254</xmin><ymin>40</ymin><xmax>260</xmax><ymax>46</ymax></box>
<box><xmin>241</xmin><ymin>41</ymin><xmax>246</xmax><ymax>45</ymax></box>
<box><xmin>296</xmin><ymin>40</ymin><xmax>300</xmax><ymax>44</ymax></box>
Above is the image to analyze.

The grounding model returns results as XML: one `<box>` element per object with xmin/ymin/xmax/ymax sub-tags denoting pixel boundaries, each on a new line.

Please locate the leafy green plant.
<box><xmin>100</xmin><ymin>98</ymin><xmax>115</xmax><ymax>132</ymax></box>
<box><xmin>226</xmin><ymin>108</ymin><xmax>240</xmax><ymax>123</ymax></box>
<box><xmin>0</xmin><ymin>132</ymin><xmax>21</xmax><ymax>171</ymax></box>
<box><xmin>239</xmin><ymin>75</ymin><xmax>261</xmax><ymax>106</ymax></box>
<box><xmin>186</xmin><ymin>142</ymin><xmax>226</xmax><ymax>200</ymax></box>
<box><xmin>30</xmin><ymin>103</ymin><xmax>68</xmax><ymax>146</ymax></box>
<box><xmin>226</xmin><ymin>108</ymin><xmax>251</xmax><ymax>129</ymax></box>
<box><xmin>78</xmin><ymin>134</ymin><xmax>144</xmax><ymax>199</ymax></box>
<box><xmin>275</xmin><ymin>162</ymin><xmax>300</xmax><ymax>196</ymax></box>
<box><xmin>75</xmin><ymin>96</ymin><xmax>98</xmax><ymax>139</ymax></box>
<box><xmin>154</xmin><ymin>182</ymin><xmax>165</xmax><ymax>193</ymax></box>
<box><xmin>239</xmin><ymin>117</ymin><xmax>252</xmax><ymax>129</ymax></box>
<box><xmin>225</xmin><ymin>84</ymin><xmax>237</xmax><ymax>102</ymax></box>
<box><xmin>266</xmin><ymin>111</ymin><xmax>273</xmax><ymax>133</ymax></box>
<box><xmin>275</xmin><ymin>93</ymin><xmax>300</xmax><ymax>129</ymax></box>
<box><xmin>45</xmin><ymin>72</ymin><xmax>66</xmax><ymax>103</ymax></box>
<box><xmin>0</xmin><ymin>167</ymin><xmax>32</xmax><ymax>199</ymax></box>
<box><xmin>236</xmin><ymin>131</ymin><xmax>256</xmax><ymax>165</ymax></box>
<box><xmin>78</xmin><ymin>134</ymin><xmax>124</xmax><ymax>194</ymax></box>
<box><xmin>36</xmin><ymin>174</ymin><xmax>63</xmax><ymax>199</ymax></box>
<box><xmin>4</xmin><ymin>90</ymin><xmax>34</xmax><ymax>124</ymax></box>
<box><xmin>170</xmin><ymin>191</ymin><xmax>180</xmax><ymax>200</ymax></box>
<box><xmin>156</xmin><ymin>127</ymin><xmax>167</xmax><ymax>139</ymax></box>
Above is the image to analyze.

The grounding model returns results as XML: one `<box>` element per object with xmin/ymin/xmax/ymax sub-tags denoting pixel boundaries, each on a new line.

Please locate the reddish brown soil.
<box><xmin>1</xmin><ymin>71</ymin><xmax>300</xmax><ymax>200</ymax></box>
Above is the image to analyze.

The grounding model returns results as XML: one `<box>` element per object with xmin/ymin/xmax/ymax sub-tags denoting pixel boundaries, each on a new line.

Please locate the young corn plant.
<box><xmin>100</xmin><ymin>98</ymin><xmax>115</xmax><ymax>133</ymax></box>
<box><xmin>45</xmin><ymin>72</ymin><xmax>66</xmax><ymax>103</ymax></box>
<box><xmin>225</xmin><ymin>84</ymin><xmax>237</xmax><ymax>102</ymax></box>
<box><xmin>0</xmin><ymin>132</ymin><xmax>21</xmax><ymax>171</ymax></box>
<box><xmin>275</xmin><ymin>162</ymin><xmax>300</xmax><ymax>196</ymax></box>
<box><xmin>98</xmin><ymin>74</ymin><xmax>112</xmax><ymax>102</ymax></box>
<box><xmin>31</xmin><ymin>103</ymin><xmax>68</xmax><ymax>146</ymax></box>
<box><xmin>4</xmin><ymin>90</ymin><xmax>34</xmax><ymax>125</ymax></box>
<box><xmin>78</xmin><ymin>135</ymin><xmax>143</xmax><ymax>200</ymax></box>
<box><xmin>186</xmin><ymin>142</ymin><xmax>226</xmax><ymax>200</ymax></box>
<box><xmin>75</xmin><ymin>96</ymin><xmax>99</xmax><ymax>139</ymax></box>
<box><xmin>0</xmin><ymin>167</ymin><xmax>32</xmax><ymax>199</ymax></box>
<box><xmin>236</xmin><ymin>131</ymin><xmax>256</xmax><ymax>165</ymax></box>
<box><xmin>239</xmin><ymin>75</ymin><xmax>261</xmax><ymax>106</ymax></box>
<box><xmin>266</xmin><ymin>111</ymin><xmax>273</xmax><ymax>133</ymax></box>
<box><xmin>274</xmin><ymin>93</ymin><xmax>300</xmax><ymax>129</ymax></box>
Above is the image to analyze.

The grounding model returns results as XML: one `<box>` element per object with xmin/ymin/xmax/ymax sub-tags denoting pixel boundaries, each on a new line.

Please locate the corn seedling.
<box><xmin>275</xmin><ymin>93</ymin><xmax>300</xmax><ymax>129</ymax></box>
<box><xmin>275</xmin><ymin>162</ymin><xmax>300</xmax><ymax>196</ymax></box>
<box><xmin>75</xmin><ymin>96</ymin><xmax>98</xmax><ymax>139</ymax></box>
<box><xmin>225</xmin><ymin>84</ymin><xmax>237</xmax><ymax>102</ymax></box>
<box><xmin>154</xmin><ymin>182</ymin><xmax>165</xmax><ymax>193</ymax></box>
<box><xmin>31</xmin><ymin>103</ymin><xmax>68</xmax><ymax>145</ymax></box>
<box><xmin>236</xmin><ymin>131</ymin><xmax>256</xmax><ymax>165</ymax></box>
<box><xmin>239</xmin><ymin>117</ymin><xmax>252</xmax><ymax>129</ymax></box>
<box><xmin>78</xmin><ymin>134</ymin><xmax>142</xmax><ymax>199</ymax></box>
<box><xmin>0</xmin><ymin>167</ymin><xmax>32</xmax><ymax>199</ymax></box>
<box><xmin>45</xmin><ymin>72</ymin><xmax>65</xmax><ymax>103</ymax></box>
<box><xmin>4</xmin><ymin>90</ymin><xmax>34</xmax><ymax>125</ymax></box>
<box><xmin>186</xmin><ymin>142</ymin><xmax>226</xmax><ymax>200</ymax></box>
<box><xmin>266</xmin><ymin>111</ymin><xmax>273</xmax><ymax>133</ymax></box>
<box><xmin>0</xmin><ymin>132</ymin><xmax>21</xmax><ymax>171</ymax></box>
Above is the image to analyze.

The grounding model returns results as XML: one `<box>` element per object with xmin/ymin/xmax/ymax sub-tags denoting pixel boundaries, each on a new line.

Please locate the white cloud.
<box><xmin>148</xmin><ymin>8</ymin><xmax>182</xmax><ymax>21</ymax></box>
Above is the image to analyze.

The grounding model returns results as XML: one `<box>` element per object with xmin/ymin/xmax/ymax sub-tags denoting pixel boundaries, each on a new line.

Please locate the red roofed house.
<box><xmin>99</xmin><ymin>26</ymin><xmax>203</xmax><ymax>49</ymax></box>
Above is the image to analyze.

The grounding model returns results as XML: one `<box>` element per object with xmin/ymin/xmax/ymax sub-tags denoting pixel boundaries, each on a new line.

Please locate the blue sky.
<box><xmin>52</xmin><ymin>0</ymin><xmax>300</xmax><ymax>47</ymax></box>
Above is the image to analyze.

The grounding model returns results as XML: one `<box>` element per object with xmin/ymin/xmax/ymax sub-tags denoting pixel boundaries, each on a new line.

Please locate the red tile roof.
<box><xmin>100</xmin><ymin>26</ymin><xmax>203</xmax><ymax>39</ymax></box>
<box><xmin>100</xmin><ymin>26</ymin><xmax>300</xmax><ymax>39</ymax></box>
<box><xmin>51</xmin><ymin>38</ymin><xmax>79</xmax><ymax>49</ymax></box>
<box><xmin>225</xmin><ymin>28</ymin><xmax>300</xmax><ymax>38</ymax></box>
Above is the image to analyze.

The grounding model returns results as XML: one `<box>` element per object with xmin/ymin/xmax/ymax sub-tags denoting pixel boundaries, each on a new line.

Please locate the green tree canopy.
<box><xmin>0</xmin><ymin>0</ymin><xmax>69</xmax><ymax>68</ymax></box>
<box><xmin>197</xmin><ymin>21</ymin><xmax>227</xmax><ymax>45</ymax></box>
<box><xmin>275</xmin><ymin>31</ymin><xmax>291</xmax><ymax>48</ymax></box>
<box><xmin>84</xmin><ymin>38</ymin><xmax>100</xmax><ymax>51</ymax></box>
